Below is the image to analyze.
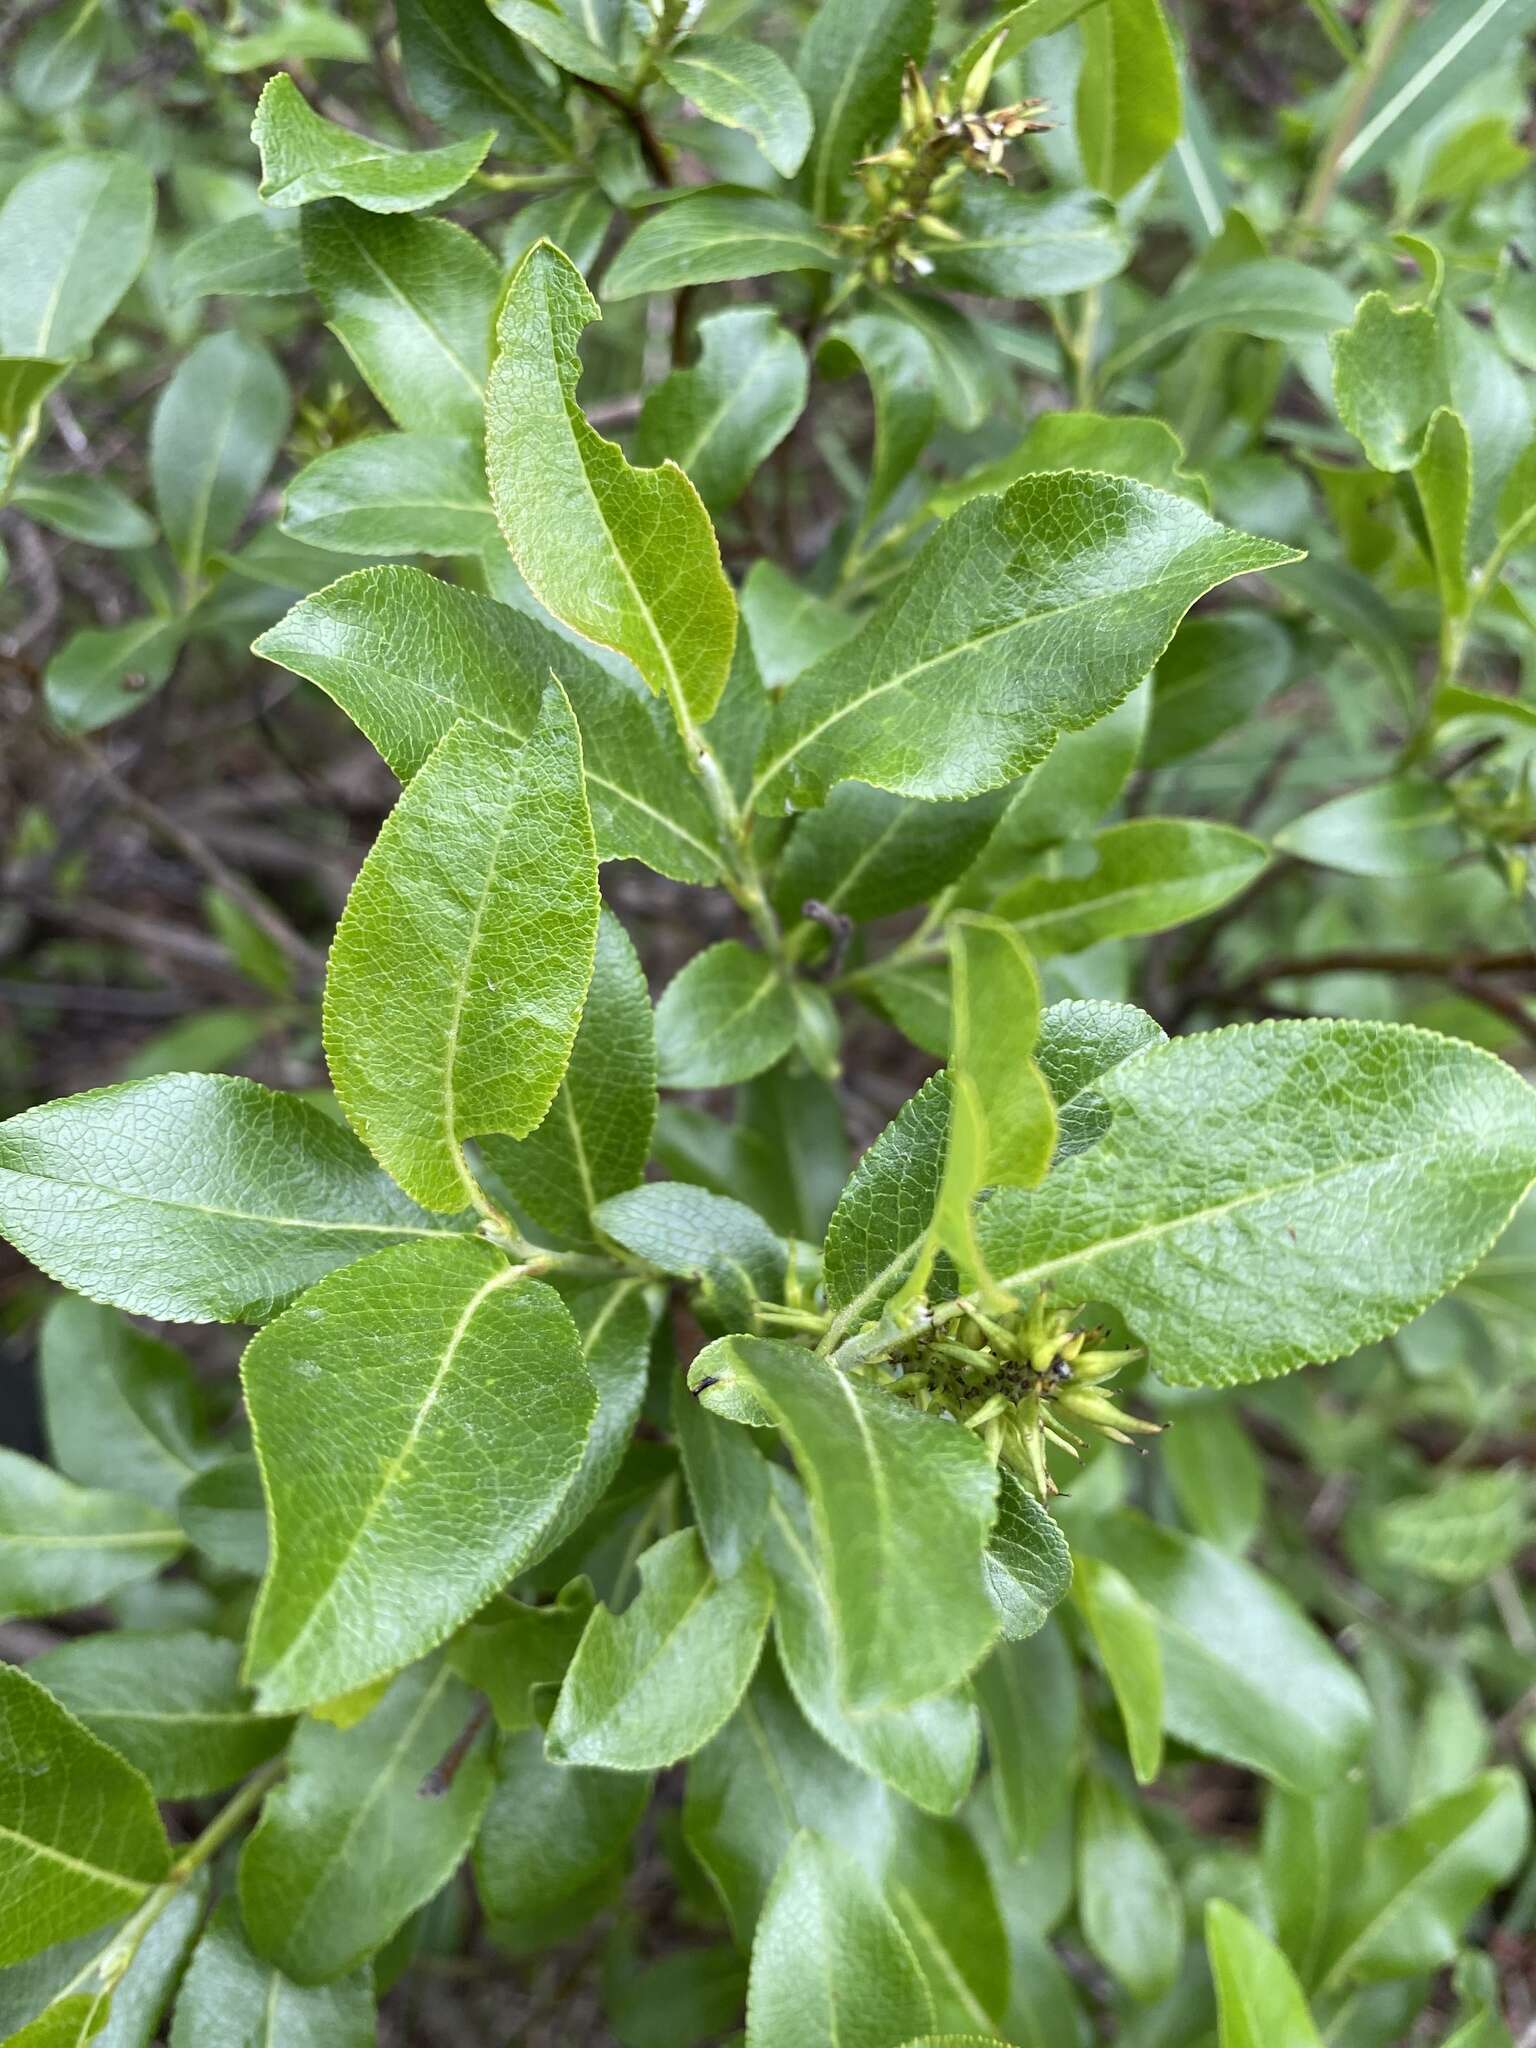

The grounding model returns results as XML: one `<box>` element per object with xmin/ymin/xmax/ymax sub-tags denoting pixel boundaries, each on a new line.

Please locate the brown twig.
<box><xmin>1197</xmin><ymin>946</ymin><xmax>1536</xmax><ymax>1049</ymax></box>
<box><xmin>78</xmin><ymin>744</ymin><xmax>326</xmax><ymax>986</ymax></box>
<box><xmin>419</xmin><ymin>1699</ymin><xmax>492</xmax><ymax>1798</ymax></box>
<box><xmin>582</xmin><ymin>79</ymin><xmax>672</xmax><ymax>189</ymax></box>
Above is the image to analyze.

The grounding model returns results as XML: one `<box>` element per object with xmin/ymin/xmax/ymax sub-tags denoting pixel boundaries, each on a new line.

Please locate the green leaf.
<box><xmin>396</xmin><ymin>0</ymin><xmax>572</xmax><ymax>163</ymax></box>
<box><xmin>745</xmin><ymin>1831</ymin><xmax>936</xmax><ymax>2048</ymax></box>
<box><xmin>252</xmin><ymin>73</ymin><xmax>491</xmax><ymax>212</ymax></box>
<box><xmin>2</xmin><ymin>1992</ymin><xmax>108</xmax><ymax>2045</ymax></box>
<box><xmin>254</xmin><ymin>567</ymin><xmax>721</xmax><ymax>884</ymax></box>
<box><xmin>43</xmin><ymin>616</ymin><xmax>185</xmax><ymax>736</ymax></box>
<box><xmin>1332</xmin><ymin>294</ymin><xmax>1450</xmax><ymax>472</ymax></box>
<box><xmin>10</xmin><ymin>470</ymin><xmax>155</xmax><ymax>550</ymax></box>
<box><xmin>977</xmin><ymin>1020</ymin><xmax>1536</xmax><ymax>1388</ymax></box>
<box><xmin>1036</xmin><ymin>997</ymin><xmax>1166</xmax><ymax>1161</ymax></box>
<box><xmin>1262</xmin><ymin>1777</ymin><xmax>1370</xmax><ymax>1989</ymax></box>
<box><xmin>740</xmin><ymin>563</ymin><xmax>856</xmax><ymax>694</ymax></box>
<box><xmin>28</xmin><ymin>1632</ymin><xmax>288</xmax><ymax>1800</ymax></box>
<box><xmin>658</xmin><ymin>37</ymin><xmax>813</xmax><ymax>177</ymax></box>
<box><xmin>301</xmin><ymin>204</ymin><xmax>497</xmax><ymax>437</ymax></box>
<box><xmin>1162</xmin><ymin>1401</ymin><xmax>1264</xmax><ymax>1552</ymax></box>
<box><xmin>0</xmin><ymin>1663</ymin><xmax>170</xmax><ymax>1968</ymax></box>
<box><xmin>547</xmin><ymin>1528</ymin><xmax>772</xmax><ymax>1769</ymax></box>
<box><xmin>1072</xmin><ymin>1554</ymin><xmax>1163</xmax><ymax>1783</ymax></box>
<box><xmin>961</xmin><ymin>682</ymin><xmax>1151</xmax><ymax>889</ymax></box>
<box><xmin>759</xmin><ymin>1471</ymin><xmax>979</xmax><ymax>1815</ymax></box>
<box><xmin>817</xmin><ymin>312</ymin><xmax>938</xmax><ymax>528</ymax></box>
<box><xmin>0</xmin><ymin>153</ymin><xmax>155</xmax><ymax>357</ymax></box>
<box><xmin>111</xmin><ymin>1010</ymin><xmax>269</xmax><ymax>1087</ymax></box>
<box><xmin>479</xmin><ymin>912</ymin><xmax>655</xmax><ymax>1247</ymax></box>
<box><xmin>674</xmin><ymin>1379</ymin><xmax>770</xmax><ymax>1579</ymax></box>
<box><xmin>0</xmin><ymin>358</ymin><xmax>67</xmax><ymax>453</ymax></box>
<box><xmin>242</xmin><ymin>1236</ymin><xmax>595</xmax><ymax>1712</ymax></box>
<box><xmin>886</xmin><ymin>1810</ymin><xmax>1010</xmax><ymax>2034</ymax></box>
<box><xmin>1145</xmin><ymin>611</ymin><xmax>1293</xmax><ymax>769</ymax></box>
<box><xmin>521</xmin><ymin>1279</ymin><xmax>660</xmax><ymax>1563</ymax></box>
<box><xmin>13</xmin><ymin>0</ymin><xmax>105</xmax><ymax>116</ymax></box>
<box><xmin>993</xmin><ymin>817</ymin><xmax>1270</xmax><ymax>956</ymax></box>
<box><xmin>0</xmin><ymin>1072</ymin><xmax>468</xmax><ymax>1323</ymax></box>
<box><xmin>684</xmin><ymin>1654</ymin><xmax>885</xmax><ymax>1944</ymax></box>
<box><xmin>501</xmin><ymin>183</ymin><xmax>613</xmax><ymax>275</ymax></box>
<box><xmin>1084</xmin><ymin>1512</ymin><xmax>1371</xmax><ymax>1790</ymax></box>
<box><xmin>1414</xmin><ymin>407</ymin><xmax>1471</xmax><ymax>620</ymax></box>
<box><xmin>1075</xmin><ymin>1771</ymin><xmax>1182</xmax><ymax>2004</ymax></box>
<box><xmin>238</xmin><ymin>1660</ymin><xmax>493</xmax><ymax>1984</ymax></box>
<box><xmin>948</xmin><ymin>911</ymin><xmax>1055</xmax><ymax>1188</ymax></box>
<box><xmin>1439</xmin><ymin>2005</ymin><xmax>1516</xmax><ymax>2048</ymax></box>
<box><xmin>1078</xmin><ymin>0</ymin><xmax>1182</xmax><ymax>199</ymax></box>
<box><xmin>150</xmin><ymin>332</ymin><xmax>289</xmax><ymax>581</ymax></box>
<box><xmin>484</xmin><ymin>0</ymin><xmax>628</xmax><ymax>89</ymax></box>
<box><xmin>1340</xmin><ymin>0</ymin><xmax>1536</xmax><ymax>183</ymax></box>
<box><xmin>1273</xmin><ymin>778</ymin><xmax>1461</xmax><ymax>879</ymax></box>
<box><xmin>823</xmin><ymin>1072</ymin><xmax>951</xmax><ymax>1324</ymax></box>
<box><xmin>735</xmin><ymin>1066</ymin><xmax>852</xmax><ymax>1242</ymax></box>
<box><xmin>170</xmin><ymin>212</ymin><xmax>305</xmax><ymax>301</ymax></box>
<box><xmin>324</xmin><ymin>687</ymin><xmax>598</xmax><ymax>1212</ymax></box>
<box><xmin>39</xmin><ymin>1299</ymin><xmax>211</xmax><ymax>1512</ymax></box>
<box><xmin>950</xmin><ymin>0</ymin><xmax>1102</xmax><ymax>80</ymax></box>
<box><xmin>634</xmin><ymin>307</ymin><xmax>806</xmax><ymax>514</ymax></box>
<box><xmin>605</xmin><ymin>193</ymin><xmax>841</xmax><ymax>297</ymax></box>
<box><xmin>778</xmin><ymin>786</ymin><xmax>1003</xmax><ymax>938</ymax></box>
<box><xmin>1206</xmin><ymin>1899</ymin><xmax>1323</xmax><ymax>2048</ymax></box>
<box><xmin>973</xmin><ymin>1619</ymin><xmax>1079</xmax><ymax>1857</ymax></box>
<box><xmin>1103</xmin><ymin>260</ymin><xmax>1353</xmax><ymax>384</ymax></box>
<box><xmin>876</xmin><ymin>292</ymin><xmax>1003</xmax><ymax>433</ymax></box>
<box><xmin>1494</xmin><ymin>257</ymin><xmax>1536</xmax><ymax>370</ymax></box>
<box><xmin>597</xmin><ymin>1182</ymin><xmax>787</xmax><ymax>1339</ymax></box>
<box><xmin>983</xmin><ymin>1465</ymin><xmax>1072</xmax><ymax>1642</ymax></box>
<box><xmin>1373</xmin><ymin>1469</ymin><xmax>1531</xmax><ymax>1586</ymax></box>
<box><xmin>0</xmin><ymin>1450</ymin><xmax>183</xmax><ymax>1621</ymax></box>
<box><xmin>487</xmin><ymin>242</ymin><xmax>738</xmax><ymax>729</ymax></box>
<box><xmin>178</xmin><ymin>1456</ymin><xmax>268</xmax><ymax>1580</ymax></box>
<box><xmin>169</xmin><ymin>1899</ymin><xmax>374</xmax><ymax>2048</ymax></box>
<box><xmin>655</xmin><ymin>942</ymin><xmax>797</xmax><ymax>1090</ymax></box>
<box><xmin>473</xmin><ymin>1726</ymin><xmax>649</xmax><ymax>1927</ymax></box>
<box><xmin>931</xmin><ymin>411</ymin><xmax>1194</xmax><ymax>521</ymax></box>
<box><xmin>798</xmin><ymin>0</ymin><xmax>934</xmax><ymax>222</ymax></box>
<box><xmin>700</xmin><ymin>1336</ymin><xmax>997</xmax><ymax>1712</ymax></box>
<box><xmin>1321</xmin><ymin>1770</ymin><xmax>1530</xmax><ymax>1988</ymax></box>
<box><xmin>449</xmin><ymin>1580</ymin><xmax>592</xmax><ymax>1731</ymax></box>
<box><xmin>196</xmin><ymin>5</ymin><xmax>370</xmax><ymax>70</ymax></box>
<box><xmin>931</xmin><ymin>186</ymin><xmax>1128</xmax><ymax>299</ymax></box>
<box><xmin>751</xmin><ymin>474</ymin><xmax>1299</xmax><ymax>810</ymax></box>
<box><xmin>281</xmin><ymin>433</ymin><xmax>499</xmax><ymax>557</ymax></box>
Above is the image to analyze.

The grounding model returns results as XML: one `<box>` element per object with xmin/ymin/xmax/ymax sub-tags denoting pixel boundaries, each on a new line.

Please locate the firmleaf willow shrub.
<box><xmin>2</xmin><ymin>0</ymin><xmax>1536</xmax><ymax>2041</ymax></box>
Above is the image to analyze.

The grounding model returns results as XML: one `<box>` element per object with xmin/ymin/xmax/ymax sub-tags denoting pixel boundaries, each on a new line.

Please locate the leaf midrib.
<box><xmin>748</xmin><ymin>553</ymin><xmax>1235</xmax><ymax>807</ymax></box>
<box><xmin>0</xmin><ymin>1816</ymin><xmax>155</xmax><ymax>1902</ymax></box>
<box><xmin>279</xmin><ymin>1665</ymin><xmax>455</xmax><ymax>1943</ymax></box>
<box><xmin>1007</xmin><ymin>853</ymin><xmax>1263</xmax><ymax>939</ymax></box>
<box><xmin>252</xmin><ymin>1264</ymin><xmax>520</xmax><ymax>1692</ymax></box>
<box><xmin>576</xmin><ymin>1567</ymin><xmax>718</xmax><ymax>1749</ymax></box>
<box><xmin>29</xmin><ymin>166</ymin><xmax>112</xmax><ymax>355</ymax></box>
<box><xmin>0</xmin><ymin>1161</ymin><xmax>455</xmax><ymax>1241</ymax></box>
<box><xmin>1323</xmin><ymin>1794</ymin><xmax>1503</xmax><ymax>1988</ymax></box>
<box><xmin>328</xmin><ymin>213</ymin><xmax>485</xmax><ymax>409</ymax></box>
<box><xmin>992</xmin><ymin>1136</ymin><xmax>1498</xmax><ymax>1296</ymax></box>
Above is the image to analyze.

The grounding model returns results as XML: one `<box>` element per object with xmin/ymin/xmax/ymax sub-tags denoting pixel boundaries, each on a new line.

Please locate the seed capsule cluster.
<box><xmin>853</xmin><ymin>1292</ymin><xmax>1161</xmax><ymax>1499</ymax></box>
<box><xmin>837</xmin><ymin>42</ymin><xmax>1049</xmax><ymax>285</ymax></box>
